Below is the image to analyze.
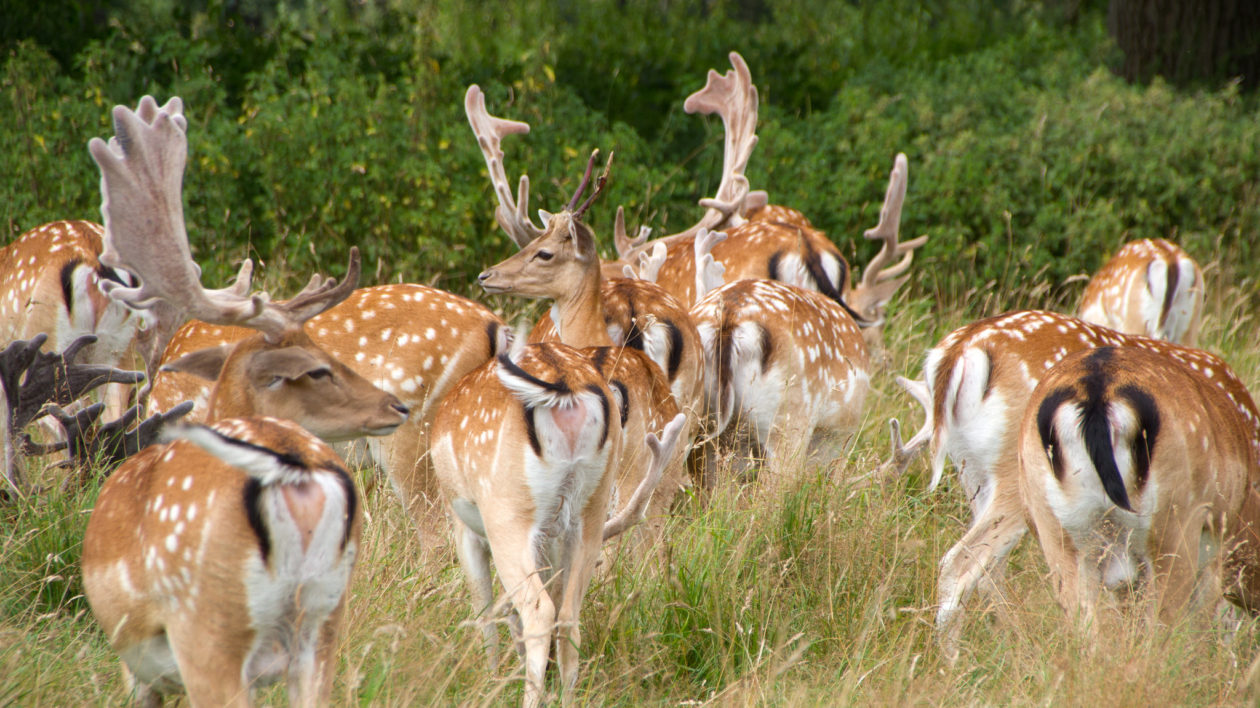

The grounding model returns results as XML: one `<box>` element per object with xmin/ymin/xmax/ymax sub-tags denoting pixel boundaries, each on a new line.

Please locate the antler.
<box><xmin>683</xmin><ymin>51</ymin><xmax>764</xmax><ymax>232</ymax></box>
<box><xmin>569</xmin><ymin>150</ymin><xmax>612</xmax><ymax>220</ymax></box>
<box><xmin>465</xmin><ymin>85</ymin><xmax>545</xmax><ymax>247</ymax></box>
<box><xmin>693</xmin><ymin>228</ymin><xmax>728</xmax><ymax>303</ymax></box>
<box><xmin>613</xmin><ymin>207</ymin><xmax>651</xmax><ymax>259</ymax></box>
<box><xmin>89</xmin><ymin>96</ymin><xmax>360</xmax><ymax>340</ymax></box>
<box><xmin>854</xmin><ymin>153</ymin><xmax>928</xmax><ymax>299</ymax></box>
<box><xmin>877</xmin><ymin>375</ymin><xmax>933</xmax><ymax>480</ymax></box>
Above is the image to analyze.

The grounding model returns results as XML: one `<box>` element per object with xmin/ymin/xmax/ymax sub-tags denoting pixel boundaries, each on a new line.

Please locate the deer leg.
<box><xmin>453</xmin><ymin>518</ymin><xmax>500</xmax><ymax>669</ymax></box>
<box><xmin>166</xmin><ymin>624</ymin><xmax>251</xmax><ymax>708</ymax></box>
<box><xmin>288</xmin><ymin>594</ymin><xmax>347</xmax><ymax>708</ymax></box>
<box><xmin>935</xmin><ymin>498</ymin><xmax>1028</xmax><ymax>664</ymax></box>
<box><xmin>554</xmin><ymin>520</ymin><xmax>601</xmax><ymax>698</ymax></box>
<box><xmin>1152</xmin><ymin>508</ymin><xmax>1206</xmax><ymax>626</ymax></box>
<box><xmin>485</xmin><ymin>525</ymin><xmax>554</xmax><ymax>708</ymax></box>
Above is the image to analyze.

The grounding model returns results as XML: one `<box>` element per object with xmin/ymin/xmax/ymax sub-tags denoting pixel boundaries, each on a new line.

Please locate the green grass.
<box><xmin>4</xmin><ymin>261</ymin><xmax>1259</xmax><ymax>705</ymax></box>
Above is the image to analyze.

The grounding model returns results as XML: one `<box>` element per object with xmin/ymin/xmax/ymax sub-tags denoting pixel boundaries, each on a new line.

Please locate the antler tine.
<box><xmin>89</xmin><ymin>96</ymin><xmax>271</xmax><ymax>331</ymax></box>
<box><xmin>684</xmin><ymin>51</ymin><xmax>760</xmax><ymax>230</ymax></box>
<box><xmin>573</xmin><ymin>151</ymin><xmax>612</xmax><ymax>219</ymax></box>
<box><xmin>464</xmin><ymin>85</ymin><xmax>544</xmax><ymax>248</ymax></box>
<box><xmin>267</xmin><ymin>247</ymin><xmax>363</xmax><ymax>326</ymax></box>
<box><xmin>859</xmin><ymin>153</ymin><xmax>927</xmax><ymax>288</ymax></box>
<box><xmin>567</xmin><ymin>149</ymin><xmax>601</xmax><ymax>212</ymax></box>
<box><xmin>612</xmin><ymin>206</ymin><xmax>650</xmax><ymax>258</ymax></box>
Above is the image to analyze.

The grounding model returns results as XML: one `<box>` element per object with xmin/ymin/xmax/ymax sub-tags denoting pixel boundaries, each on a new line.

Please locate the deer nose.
<box><xmin>391</xmin><ymin>401</ymin><xmax>410</xmax><ymax>419</ymax></box>
<box><xmin>477</xmin><ymin>270</ymin><xmax>493</xmax><ymax>284</ymax></box>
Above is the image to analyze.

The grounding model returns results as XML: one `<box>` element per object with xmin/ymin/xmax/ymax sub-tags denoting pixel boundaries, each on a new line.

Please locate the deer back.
<box><xmin>1077</xmin><ymin>238</ymin><xmax>1204</xmax><ymax>345</ymax></box>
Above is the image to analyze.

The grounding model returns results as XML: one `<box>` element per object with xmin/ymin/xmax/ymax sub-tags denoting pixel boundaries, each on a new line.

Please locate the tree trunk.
<box><xmin>1107</xmin><ymin>0</ymin><xmax>1260</xmax><ymax>90</ymax></box>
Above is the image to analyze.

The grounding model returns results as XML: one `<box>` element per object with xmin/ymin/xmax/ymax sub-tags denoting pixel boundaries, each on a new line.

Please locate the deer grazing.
<box><xmin>431</xmin><ymin>340</ymin><xmax>686</xmax><ymax>708</ymax></box>
<box><xmin>690</xmin><ymin>277</ymin><xmax>871</xmax><ymax>482</ymax></box>
<box><xmin>1077</xmin><ymin>238</ymin><xmax>1204</xmax><ymax>345</ymax></box>
<box><xmin>1019</xmin><ymin>346</ymin><xmax>1260</xmax><ymax>628</ymax></box>
<box><xmin>610</xmin><ymin>53</ymin><xmax>927</xmax><ymax>353</ymax></box>
<box><xmin>885</xmin><ymin>310</ymin><xmax>1259</xmax><ymax>660</ymax></box>
<box><xmin>82</xmin><ymin>95</ymin><xmax>408</xmax><ymax>704</ymax></box>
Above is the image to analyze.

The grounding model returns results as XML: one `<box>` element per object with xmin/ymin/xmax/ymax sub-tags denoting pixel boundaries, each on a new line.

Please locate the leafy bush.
<box><xmin>2</xmin><ymin>0</ymin><xmax>1256</xmax><ymax>308</ymax></box>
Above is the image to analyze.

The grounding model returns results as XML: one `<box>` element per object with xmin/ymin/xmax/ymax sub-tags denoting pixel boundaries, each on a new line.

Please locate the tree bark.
<box><xmin>1108</xmin><ymin>0</ymin><xmax>1260</xmax><ymax>90</ymax></box>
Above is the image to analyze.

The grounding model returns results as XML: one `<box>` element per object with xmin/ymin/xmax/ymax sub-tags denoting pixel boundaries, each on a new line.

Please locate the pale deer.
<box><xmin>1077</xmin><ymin>238</ymin><xmax>1204</xmax><ymax>345</ymax></box>
<box><xmin>83</xmin><ymin>95</ymin><xmax>408</xmax><ymax>702</ymax></box>
<box><xmin>1019</xmin><ymin>346</ymin><xmax>1260</xmax><ymax>629</ymax></box>
<box><xmin>609</xmin><ymin>53</ymin><xmax>927</xmax><ymax>354</ymax></box>
<box><xmin>472</xmin><ymin>146</ymin><xmax>693</xmax><ymax>520</ymax></box>
<box><xmin>83</xmin><ymin>416</ymin><xmax>363</xmax><ymax>707</ymax></box>
<box><xmin>690</xmin><ymin>277</ymin><xmax>871</xmax><ymax>482</ymax></box>
<box><xmin>147</xmin><ymin>282</ymin><xmax>508</xmax><ymax>543</ymax></box>
<box><xmin>886</xmin><ymin>310</ymin><xmax>1259</xmax><ymax>660</ymax></box>
<box><xmin>465</xmin><ymin>86</ymin><xmax>704</xmax><ymax>422</ymax></box>
<box><xmin>431</xmin><ymin>341</ymin><xmax>686</xmax><ymax>708</ymax></box>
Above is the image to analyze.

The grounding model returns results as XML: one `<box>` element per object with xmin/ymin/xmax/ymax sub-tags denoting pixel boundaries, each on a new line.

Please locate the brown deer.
<box><xmin>1019</xmin><ymin>346</ymin><xmax>1260</xmax><ymax>628</ymax></box>
<box><xmin>431</xmin><ymin>339</ymin><xmax>686</xmax><ymax>708</ymax></box>
<box><xmin>886</xmin><ymin>310</ymin><xmax>1258</xmax><ymax>661</ymax></box>
<box><xmin>465</xmin><ymin>86</ymin><xmax>704</xmax><ymax>424</ymax></box>
<box><xmin>81</xmin><ymin>95</ymin><xmax>407</xmax><ymax>704</ymax></box>
<box><xmin>1077</xmin><ymin>238</ymin><xmax>1204</xmax><ymax>345</ymax></box>
<box><xmin>147</xmin><ymin>282</ymin><xmax>508</xmax><ymax>544</ymax></box>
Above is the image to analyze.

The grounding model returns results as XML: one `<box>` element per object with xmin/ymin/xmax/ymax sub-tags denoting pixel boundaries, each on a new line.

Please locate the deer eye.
<box><xmin>533</xmin><ymin>250</ymin><xmax>554</xmax><ymax>262</ymax></box>
<box><xmin>307</xmin><ymin>368</ymin><xmax>332</xmax><ymax>381</ymax></box>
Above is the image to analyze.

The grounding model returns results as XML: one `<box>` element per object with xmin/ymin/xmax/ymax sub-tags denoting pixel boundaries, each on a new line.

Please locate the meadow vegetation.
<box><xmin>2</xmin><ymin>0</ymin><xmax>1259</xmax><ymax>704</ymax></box>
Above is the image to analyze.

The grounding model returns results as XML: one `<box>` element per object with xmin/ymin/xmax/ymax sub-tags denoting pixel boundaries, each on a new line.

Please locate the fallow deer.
<box><xmin>82</xmin><ymin>95</ymin><xmax>408</xmax><ymax>703</ymax></box>
<box><xmin>83</xmin><ymin>416</ymin><xmax>363</xmax><ymax>707</ymax></box>
<box><xmin>465</xmin><ymin>86</ymin><xmax>704</xmax><ymax>422</ymax></box>
<box><xmin>147</xmin><ymin>282</ymin><xmax>508</xmax><ymax>544</ymax></box>
<box><xmin>610</xmin><ymin>52</ymin><xmax>927</xmax><ymax>354</ymax></box>
<box><xmin>690</xmin><ymin>278</ymin><xmax>872</xmax><ymax>482</ymax></box>
<box><xmin>885</xmin><ymin>310</ymin><xmax>1259</xmax><ymax>660</ymax></box>
<box><xmin>1019</xmin><ymin>346</ymin><xmax>1260</xmax><ymax>629</ymax></box>
<box><xmin>1077</xmin><ymin>238</ymin><xmax>1204</xmax><ymax>345</ymax></box>
<box><xmin>431</xmin><ymin>340</ymin><xmax>686</xmax><ymax>708</ymax></box>
<box><xmin>473</xmin><ymin>148</ymin><xmax>690</xmax><ymax>533</ymax></box>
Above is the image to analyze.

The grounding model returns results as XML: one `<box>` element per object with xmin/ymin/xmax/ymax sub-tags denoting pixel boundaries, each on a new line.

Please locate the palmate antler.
<box><xmin>848</xmin><ymin>153</ymin><xmax>929</xmax><ymax>324</ymax></box>
<box><xmin>465</xmin><ymin>85</ymin><xmax>545</xmax><ymax>248</ymax></box>
<box><xmin>89</xmin><ymin>96</ymin><xmax>360</xmax><ymax>342</ymax></box>
<box><xmin>615</xmin><ymin>51</ymin><xmax>769</xmax><ymax>261</ymax></box>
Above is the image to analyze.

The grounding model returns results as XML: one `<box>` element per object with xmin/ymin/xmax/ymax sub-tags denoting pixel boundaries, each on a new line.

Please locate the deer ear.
<box><xmin>160</xmin><ymin>344</ymin><xmax>234</xmax><ymax>381</ymax></box>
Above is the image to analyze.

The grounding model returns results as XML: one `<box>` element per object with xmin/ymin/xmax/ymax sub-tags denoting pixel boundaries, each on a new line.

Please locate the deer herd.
<box><xmin>2</xmin><ymin>51</ymin><xmax>1255</xmax><ymax>705</ymax></box>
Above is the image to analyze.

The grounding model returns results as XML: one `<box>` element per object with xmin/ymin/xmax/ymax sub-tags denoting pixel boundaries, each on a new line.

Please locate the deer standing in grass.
<box><xmin>885</xmin><ymin>310</ymin><xmax>1259</xmax><ymax>661</ymax></box>
<box><xmin>1077</xmin><ymin>238</ymin><xmax>1204</xmax><ymax>345</ymax></box>
<box><xmin>467</xmin><ymin>86</ymin><xmax>697</xmax><ymax>507</ymax></box>
<box><xmin>1020</xmin><ymin>346</ymin><xmax>1260</xmax><ymax>628</ymax></box>
<box><xmin>609</xmin><ymin>52</ymin><xmax>927</xmax><ymax>354</ymax></box>
<box><xmin>432</xmin><ymin>341</ymin><xmax>685</xmax><ymax>708</ymax></box>
<box><xmin>80</xmin><ymin>96</ymin><xmax>407</xmax><ymax>705</ymax></box>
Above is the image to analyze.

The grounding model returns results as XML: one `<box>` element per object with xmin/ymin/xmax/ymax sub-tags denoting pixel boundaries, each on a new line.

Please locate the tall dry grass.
<box><xmin>2</xmin><ymin>266</ymin><xmax>1258</xmax><ymax>705</ymax></box>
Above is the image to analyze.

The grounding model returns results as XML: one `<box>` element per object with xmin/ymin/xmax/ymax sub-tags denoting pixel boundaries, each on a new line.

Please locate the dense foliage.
<box><xmin>3</xmin><ymin>0</ymin><xmax>1257</xmax><ymax>305</ymax></box>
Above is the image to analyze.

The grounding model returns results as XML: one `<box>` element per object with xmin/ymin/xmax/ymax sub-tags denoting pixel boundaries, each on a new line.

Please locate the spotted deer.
<box><xmin>465</xmin><ymin>86</ymin><xmax>703</xmax><ymax>423</ymax></box>
<box><xmin>1019</xmin><ymin>346</ymin><xmax>1260</xmax><ymax>629</ymax></box>
<box><xmin>83</xmin><ymin>95</ymin><xmax>408</xmax><ymax>702</ymax></box>
<box><xmin>83</xmin><ymin>417</ymin><xmax>363</xmax><ymax>707</ymax></box>
<box><xmin>431</xmin><ymin>340</ymin><xmax>685</xmax><ymax>708</ymax></box>
<box><xmin>472</xmin><ymin>147</ymin><xmax>691</xmax><ymax>532</ymax></box>
<box><xmin>610</xmin><ymin>53</ymin><xmax>927</xmax><ymax>353</ymax></box>
<box><xmin>1077</xmin><ymin>238</ymin><xmax>1204</xmax><ymax>345</ymax></box>
<box><xmin>148</xmin><ymin>282</ymin><xmax>507</xmax><ymax>543</ymax></box>
<box><xmin>690</xmin><ymin>278</ymin><xmax>871</xmax><ymax>483</ymax></box>
<box><xmin>886</xmin><ymin>310</ymin><xmax>1259</xmax><ymax>660</ymax></box>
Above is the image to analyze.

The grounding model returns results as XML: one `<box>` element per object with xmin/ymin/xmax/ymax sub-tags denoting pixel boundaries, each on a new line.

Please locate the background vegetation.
<box><xmin>3</xmin><ymin>0</ymin><xmax>1259</xmax><ymax>705</ymax></box>
<box><xmin>3</xmin><ymin>0</ymin><xmax>1257</xmax><ymax>306</ymax></box>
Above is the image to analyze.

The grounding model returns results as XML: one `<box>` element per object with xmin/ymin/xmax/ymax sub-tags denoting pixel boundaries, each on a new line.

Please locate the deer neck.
<box><xmin>552</xmin><ymin>267</ymin><xmax>611</xmax><ymax>349</ymax></box>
